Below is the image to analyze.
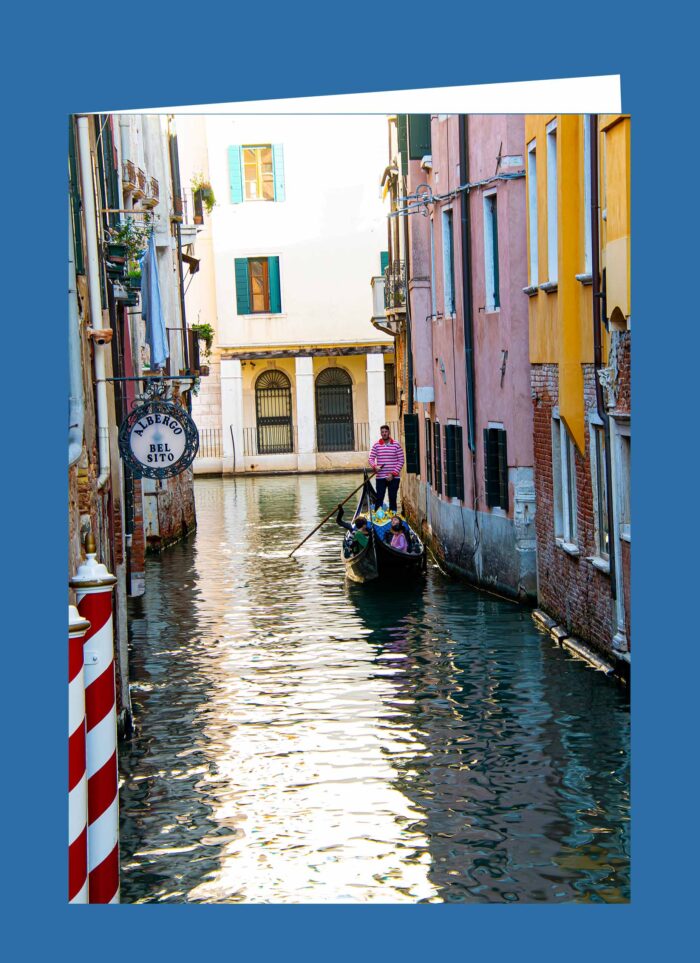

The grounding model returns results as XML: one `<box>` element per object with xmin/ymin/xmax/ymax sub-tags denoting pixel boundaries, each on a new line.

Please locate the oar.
<box><xmin>287</xmin><ymin>468</ymin><xmax>382</xmax><ymax>558</ymax></box>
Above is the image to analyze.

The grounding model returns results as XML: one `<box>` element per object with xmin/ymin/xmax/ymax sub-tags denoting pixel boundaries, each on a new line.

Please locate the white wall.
<box><xmin>203</xmin><ymin>114</ymin><xmax>391</xmax><ymax>350</ymax></box>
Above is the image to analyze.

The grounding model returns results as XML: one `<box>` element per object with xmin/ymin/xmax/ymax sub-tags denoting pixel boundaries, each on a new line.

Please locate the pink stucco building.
<box><xmin>376</xmin><ymin>114</ymin><xmax>535</xmax><ymax>600</ymax></box>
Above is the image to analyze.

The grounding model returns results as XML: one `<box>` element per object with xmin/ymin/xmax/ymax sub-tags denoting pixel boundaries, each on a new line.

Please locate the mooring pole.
<box><xmin>68</xmin><ymin>605</ymin><xmax>91</xmax><ymax>903</ymax></box>
<box><xmin>69</xmin><ymin>535</ymin><xmax>120</xmax><ymax>903</ymax></box>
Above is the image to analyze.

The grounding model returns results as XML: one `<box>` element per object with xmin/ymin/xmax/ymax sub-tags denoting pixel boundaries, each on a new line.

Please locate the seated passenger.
<box><xmin>336</xmin><ymin>505</ymin><xmax>371</xmax><ymax>553</ymax></box>
<box><xmin>388</xmin><ymin>515</ymin><xmax>408</xmax><ymax>552</ymax></box>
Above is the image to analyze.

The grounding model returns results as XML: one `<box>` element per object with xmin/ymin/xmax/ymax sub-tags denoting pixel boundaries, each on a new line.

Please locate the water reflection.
<box><xmin>120</xmin><ymin>474</ymin><xmax>630</xmax><ymax>903</ymax></box>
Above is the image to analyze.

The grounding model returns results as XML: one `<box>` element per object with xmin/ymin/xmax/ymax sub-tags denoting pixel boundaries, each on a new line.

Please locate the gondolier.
<box><xmin>369</xmin><ymin>425</ymin><xmax>404</xmax><ymax>512</ymax></box>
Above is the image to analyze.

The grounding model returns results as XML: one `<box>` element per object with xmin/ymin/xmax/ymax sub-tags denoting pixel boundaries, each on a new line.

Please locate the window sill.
<box><xmin>575</xmin><ymin>273</ymin><xmax>593</xmax><ymax>286</ymax></box>
<box><xmin>539</xmin><ymin>281</ymin><xmax>558</xmax><ymax>294</ymax></box>
<box><xmin>587</xmin><ymin>555</ymin><xmax>610</xmax><ymax>574</ymax></box>
<box><xmin>522</xmin><ymin>284</ymin><xmax>538</xmax><ymax>297</ymax></box>
<box><xmin>620</xmin><ymin>525</ymin><xmax>631</xmax><ymax>543</ymax></box>
<box><xmin>240</xmin><ymin>313</ymin><xmax>286</xmax><ymax>319</ymax></box>
<box><xmin>556</xmin><ymin>537</ymin><xmax>579</xmax><ymax>557</ymax></box>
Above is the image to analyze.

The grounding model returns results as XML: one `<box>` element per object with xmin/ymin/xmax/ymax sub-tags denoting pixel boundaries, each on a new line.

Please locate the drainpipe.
<box><xmin>590</xmin><ymin>114</ymin><xmax>616</xmax><ymax>597</ymax></box>
<box><xmin>69</xmin><ymin>211</ymin><xmax>85</xmax><ymax>468</ymax></box>
<box><xmin>459</xmin><ymin>115</ymin><xmax>476</xmax><ymax>452</ymax></box>
<box><xmin>77</xmin><ymin>115</ymin><xmax>111</xmax><ymax>490</ymax></box>
<box><xmin>402</xmin><ymin>170</ymin><xmax>414</xmax><ymax>414</ymax></box>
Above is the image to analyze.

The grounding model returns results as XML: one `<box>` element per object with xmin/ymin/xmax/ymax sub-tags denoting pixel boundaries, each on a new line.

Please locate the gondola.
<box><xmin>341</xmin><ymin>474</ymin><xmax>426</xmax><ymax>583</ymax></box>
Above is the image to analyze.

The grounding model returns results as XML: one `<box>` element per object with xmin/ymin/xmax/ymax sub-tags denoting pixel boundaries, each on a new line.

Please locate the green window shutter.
<box><xmin>228</xmin><ymin>146</ymin><xmax>243</xmax><ymax>203</ymax></box>
<box><xmin>408</xmin><ymin>114</ymin><xmax>432</xmax><ymax>160</ymax></box>
<box><xmin>484</xmin><ymin>428</ymin><xmax>508</xmax><ymax>509</ymax></box>
<box><xmin>268</xmin><ymin>256</ymin><xmax>281</xmax><ymax>313</ymax></box>
<box><xmin>425</xmin><ymin>418</ymin><xmax>432</xmax><ymax>485</ymax></box>
<box><xmin>235</xmin><ymin>258</ymin><xmax>250</xmax><ymax>314</ymax></box>
<box><xmin>380</xmin><ymin>250</ymin><xmax>389</xmax><ymax>275</ymax></box>
<box><xmin>68</xmin><ymin>118</ymin><xmax>85</xmax><ymax>275</ymax></box>
<box><xmin>497</xmin><ymin>429</ymin><xmax>508</xmax><ymax>510</ymax></box>
<box><xmin>434</xmin><ymin>422</ymin><xmax>442</xmax><ymax>494</ymax></box>
<box><xmin>404</xmin><ymin>413</ymin><xmax>420</xmax><ymax>474</ymax></box>
<box><xmin>445</xmin><ymin>425</ymin><xmax>464</xmax><ymax>500</ymax></box>
<box><xmin>272</xmin><ymin>144</ymin><xmax>285</xmax><ymax>201</ymax></box>
<box><xmin>397</xmin><ymin>115</ymin><xmax>408</xmax><ymax>175</ymax></box>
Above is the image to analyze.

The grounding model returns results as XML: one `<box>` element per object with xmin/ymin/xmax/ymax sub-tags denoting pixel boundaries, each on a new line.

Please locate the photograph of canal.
<box><xmin>119</xmin><ymin>475</ymin><xmax>630</xmax><ymax>903</ymax></box>
<box><xmin>68</xmin><ymin>105</ymin><xmax>631</xmax><ymax>905</ymax></box>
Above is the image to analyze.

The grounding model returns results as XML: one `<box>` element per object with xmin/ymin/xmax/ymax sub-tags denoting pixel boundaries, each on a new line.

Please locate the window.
<box><xmin>484</xmin><ymin>426</ymin><xmax>509</xmax><ymax>511</ymax></box>
<box><xmin>255</xmin><ymin>370</ymin><xmax>293</xmax><ymax>454</ymax></box>
<box><xmin>546</xmin><ymin>121</ymin><xmax>558</xmax><ymax>284</ymax></box>
<box><xmin>590</xmin><ymin>422</ymin><xmax>609</xmax><ymax>559</ymax></box>
<box><xmin>583</xmin><ymin>116</ymin><xmax>592</xmax><ymax>275</ymax></box>
<box><xmin>408</xmin><ymin>114</ymin><xmax>432</xmax><ymax>160</ymax></box>
<box><xmin>425</xmin><ymin>418</ymin><xmax>433</xmax><ymax>485</ymax></box>
<box><xmin>429</xmin><ymin>217</ymin><xmax>437</xmax><ymax>318</ymax></box>
<box><xmin>384</xmin><ymin>362</ymin><xmax>396</xmax><ymax>405</ymax></box>
<box><xmin>483</xmin><ymin>191</ymin><xmax>500</xmax><ymax>310</ymax></box>
<box><xmin>617</xmin><ymin>432</ymin><xmax>631</xmax><ymax>541</ymax></box>
<box><xmin>316</xmin><ymin>368</ymin><xmax>354</xmax><ymax>452</ymax></box>
<box><xmin>442</xmin><ymin>209</ymin><xmax>455</xmax><ymax>315</ymax></box>
<box><xmin>445</xmin><ymin>424</ymin><xmax>465</xmax><ymax>500</ymax></box>
<box><xmin>433</xmin><ymin>422</ymin><xmax>443</xmax><ymax>494</ymax></box>
<box><xmin>527</xmin><ymin>140</ymin><xmax>538</xmax><ymax>286</ymax></box>
<box><xmin>551</xmin><ymin>415</ymin><xmax>577</xmax><ymax>545</ymax></box>
<box><xmin>403</xmin><ymin>413</ymin><xmax>420</xmax><ymax>474</ymax></box>
<box><xmin>235</xmin><ymin>257</ymin><xmax>281</xmax><ymax>314</ymax></box>
<box><xmin>228</xmin><ymin>144</ymin><xmax>285</xmax><ymax>203</ymax></box>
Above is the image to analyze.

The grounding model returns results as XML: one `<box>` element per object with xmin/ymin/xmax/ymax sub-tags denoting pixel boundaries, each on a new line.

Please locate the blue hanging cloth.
<box><xmin>139</xmin><ymin>232</ymin><xmax>169</xmax><ymax>369</ymax></box>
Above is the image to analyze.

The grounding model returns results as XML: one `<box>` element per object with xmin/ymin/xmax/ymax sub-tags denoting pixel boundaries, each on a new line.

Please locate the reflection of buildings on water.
<box><xmin>373</xmin><ymin>576</ymin><xmax>630</xmax><ymax>902</ymax></box>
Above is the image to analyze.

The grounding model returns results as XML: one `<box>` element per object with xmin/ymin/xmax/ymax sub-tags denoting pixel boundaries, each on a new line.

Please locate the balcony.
<box><xmin>142</xmin><ymin>176</ymin><xmax>159</xmax><ymax>209</ymax></box>
<box><xmin>122</xmin><ymin>160</ymin><xmax>137</xmax><ymax>193</ymax></box>
<box><xmin>371</xmin><ymin>273</ymin><xmax>400</xmax><ymax>336</ymax></box>
<box><xmin>384</xmin><ymin>260</ymin><xmax>406</xmax><ymax>314</ymax></box>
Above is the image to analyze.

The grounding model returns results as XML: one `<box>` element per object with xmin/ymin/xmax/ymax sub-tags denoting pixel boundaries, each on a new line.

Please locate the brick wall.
<box><xmin>531</xmin><ymin>363</ymin><xmax>616</xmax><ymax>657</ymax></box>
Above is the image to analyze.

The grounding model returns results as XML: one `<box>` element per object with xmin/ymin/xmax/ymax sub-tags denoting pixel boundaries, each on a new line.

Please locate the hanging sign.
<box><xmin>118</xmin><ymin>399</ymin><xmax>199</xmax><ymax>479</ymax></box>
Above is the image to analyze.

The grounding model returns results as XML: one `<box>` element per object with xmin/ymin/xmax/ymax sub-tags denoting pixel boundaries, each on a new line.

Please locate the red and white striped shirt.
<box><xmin>369</xmin><ymin>438</ymin><xmax>405</xmax><ymax>479</ymax></box>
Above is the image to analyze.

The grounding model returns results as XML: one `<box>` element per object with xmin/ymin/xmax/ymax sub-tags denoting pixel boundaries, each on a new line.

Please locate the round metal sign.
<box><xmin>118</xmin><ymin>399</ymin><xmax>199</xmax><ymax>479</ymax></box>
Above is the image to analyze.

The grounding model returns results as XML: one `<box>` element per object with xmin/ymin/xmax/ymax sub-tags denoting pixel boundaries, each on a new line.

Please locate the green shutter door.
<box><xmin>380</xmin><ymin>250</ymin><xmax>389</xmax><ymax>275</ymax></box>
<box><xmin>445</xmin><ymin>425</ymin><xmax>464</xmax><ymax>500</ymax></box>
<box><xmin>397</xmin><ymin>115</ymin><xmax>408</xmax><ymax>175</ymax></box>
<box><xmin>497</xmin><ymin>429</ymin><xmax>508</xmax><ymax>510</ymax></box>
<box><xmin>235</xmin><ymin>258</ymin><xmax>250</xmax><ymax>314</ymax></box>
<box><xmin>228</xmin><ymin>146</ymin><xmax>243</xmax><ymax>203</ymax></box>
<box><xmin>408</xmin><ymin>115</ymin><xmax>432</xmax><ymax>159</ymax></box>
<box><xmin>434</xmin><ymin>423</ymin><xmax>442</xmax><ymax>494</ymax></box>
<box><xmin>404</xmin><ymin>413</ymin><xmax>420</xmax><ymax>474</ymax></box>
<box><xmin>268</xmin><ymin>257</ymin><xmax>281</xmax><ymax>313</ymax></box>
<box><xmin>272</xmin><ymin>144</ymin><xmax>285</xmax><ymax>201</ymax></box>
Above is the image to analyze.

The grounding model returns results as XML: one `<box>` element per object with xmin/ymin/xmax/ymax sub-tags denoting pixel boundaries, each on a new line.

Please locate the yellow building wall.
<box><xmin>600</xmin><ymin>115</ymin><xmax>631</xmax><ymax>328</ymax></box>
<box><xmin>526</xmin><ymin>114</ymin><xmax>606</xmax><ymax>454</ymax></box>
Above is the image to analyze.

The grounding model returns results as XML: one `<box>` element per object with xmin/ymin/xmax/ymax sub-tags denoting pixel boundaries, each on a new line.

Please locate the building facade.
<box><xmin>377</xmin><ymin>114</ymin><xmax>536</xmax><ymax>601</ymax></box>
<box><xmin>177</xmin><ymin>114</ymin><xmax>397</xmax><ymax>474</ymax></box>
<box><xmin>68</xmin><ymin>113</ymin><xmax>200</xmax><ymax>727</ymax></box>
<box><xmin>526</xmin><ymin>113</ymin><xmax>631</xmax><ymax>667</ymax></box>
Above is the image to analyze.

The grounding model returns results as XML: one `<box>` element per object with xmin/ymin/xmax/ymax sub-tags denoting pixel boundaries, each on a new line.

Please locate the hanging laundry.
<box><xmin>139</xmin><ymin>232</ymin><xmax>169</xmax><ymax>369</ymax></box>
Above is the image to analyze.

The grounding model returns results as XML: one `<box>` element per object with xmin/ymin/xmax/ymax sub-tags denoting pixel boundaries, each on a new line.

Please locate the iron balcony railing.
<box><xmin>240</xmin><ymin>422</ymin><xmax>401</xmax><ymax>458</ymax></box>
<box><xmin>196</xmin><ymin>428</ymin><xmax>223</xmax><ymax>458</ymax></box>
<box><xmin>384</xmin><ymin>260</ymin><xmax>406</xmax><ymax>311</ymax></box>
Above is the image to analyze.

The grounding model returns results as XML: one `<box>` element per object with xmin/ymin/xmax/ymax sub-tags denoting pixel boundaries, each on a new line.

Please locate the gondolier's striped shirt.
<box><xmin>369</xmin><ymin>438</ymin><xmax>405</xmax><ymax>479</ymax></box>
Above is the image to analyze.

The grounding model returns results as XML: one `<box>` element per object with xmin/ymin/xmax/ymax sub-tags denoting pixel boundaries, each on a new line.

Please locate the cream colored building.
<box><xmin>177</xmin><ymin>114</ymin><xmax>397</xmax><ymax>474</ymax></box>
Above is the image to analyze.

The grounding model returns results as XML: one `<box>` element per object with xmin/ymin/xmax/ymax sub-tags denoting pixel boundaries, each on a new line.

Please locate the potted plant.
<box><xmin>127</xmin><ymin>259</ymin><xmax>142</xmax><ymax>290</ymax></box>
<box><xmin>191</xmin><ymin>322</ymin><xmax>214</xmax><ymax>362</ymax></box>
<box><xmin>191</xmin><ymin>173</ymin><xmax>216</xmax><ymax>222</ymax></box>
<box><xmin>107</xmin><ymin>214</ymin><xmax>152</xmax><ymax>263</ymax></box>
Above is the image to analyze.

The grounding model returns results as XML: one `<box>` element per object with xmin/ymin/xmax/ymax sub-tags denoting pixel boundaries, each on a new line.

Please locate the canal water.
<box><xmin>119</xmin><ymin>474</ymin><xmax>630</xmax><ymax>903</ymax></box>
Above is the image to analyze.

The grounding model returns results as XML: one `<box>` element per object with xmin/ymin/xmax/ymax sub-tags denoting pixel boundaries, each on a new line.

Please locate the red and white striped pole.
<box><xmin>69</xmin><ymin>605</ymin><xmax>91</xmax><ymax>903</ymax></box>
<box><xmin>69</xmin><ymin>534</ymin><xmax>120</xmax><ymax>903</ymax></box>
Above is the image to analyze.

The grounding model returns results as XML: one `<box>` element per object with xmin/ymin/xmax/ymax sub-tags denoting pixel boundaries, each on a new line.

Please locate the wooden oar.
<box><xmin>287</xmin><ymin>468</ymin><xmax>381</xmax><ymax>558</ymax></box>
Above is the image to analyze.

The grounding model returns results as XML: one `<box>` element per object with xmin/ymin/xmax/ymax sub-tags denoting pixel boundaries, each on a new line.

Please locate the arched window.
<box><xmin>316</xmin><ymin>368</ymin><xmax>354</xmax><ymax>452</ymax></box>
<box><xmin>255</xmin><ymin>370</ymin><xmax>293</xmax><ymax>454</ymax></box>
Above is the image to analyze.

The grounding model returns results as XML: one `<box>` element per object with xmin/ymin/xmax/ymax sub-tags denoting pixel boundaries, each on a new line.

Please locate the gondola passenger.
<box><xmin>336</xmin><ymin>505</ymin><xmax>371</xmax><ymax>554</ymax></box>
<box><xmin>388</xmin><ymin>516</ymin><xmax>408</xmax><ymax>552</ymax></box>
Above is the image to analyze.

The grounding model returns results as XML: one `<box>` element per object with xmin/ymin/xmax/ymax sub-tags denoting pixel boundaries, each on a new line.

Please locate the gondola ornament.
<box><xmin>118</xmin><ymin>379</ymin><xmax>199</xmax><ymax>479</ymax></box>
